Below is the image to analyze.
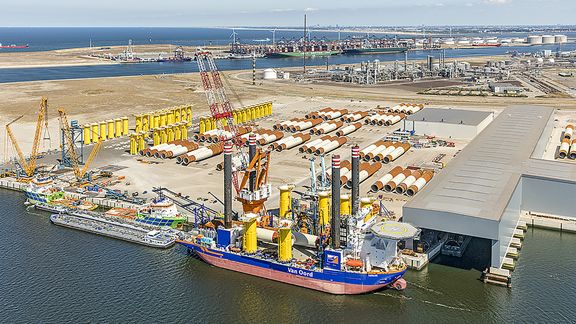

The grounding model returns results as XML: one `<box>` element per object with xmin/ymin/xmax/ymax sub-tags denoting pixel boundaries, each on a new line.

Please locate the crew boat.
<box><xmin>136</xmin><ymin>195</ymin><xmax>187</xmax><ymax>228</ymax></box>
<box><xmin>24</xmin><ymin>177</ymin><xmax>97</xmax><ymax>211</ymax></box>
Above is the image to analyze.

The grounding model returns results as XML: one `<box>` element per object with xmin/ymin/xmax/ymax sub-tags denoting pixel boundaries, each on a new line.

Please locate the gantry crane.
<box><xmin>5</xmin><ymin>98</ymin><xmax>48</xmax><ymax>177</ymax></box>
<box><xmin>57</xmin><ymin>107</ymin><xmax>103</xmax><ymax>181</ymax></box>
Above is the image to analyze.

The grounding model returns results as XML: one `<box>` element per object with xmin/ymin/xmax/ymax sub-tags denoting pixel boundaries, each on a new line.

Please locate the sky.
<box><xmin>1</xmin><ymin>0</ymin><xmax>574</xmax><ymax>27</ymax></box>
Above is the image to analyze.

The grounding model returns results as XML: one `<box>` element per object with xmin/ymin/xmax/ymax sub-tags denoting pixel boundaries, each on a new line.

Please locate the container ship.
<box><xmin>265</xmin><ymin>50</ymin><xmax>341</xmax><ymax>58</ymax></box>
<box><xmin>178</xmin><ymin>141</ymin><xmax>417</xmax><ymax>295</ymax></box>
<box><xmin>343</xmin><ymin>47</ymin><xmax>408</xmax><ymax>55</ymax></box>
<box><xmin>472</xmin><ymin>43</ymin><xmax>502</xmax><ymax>47</ymax></box>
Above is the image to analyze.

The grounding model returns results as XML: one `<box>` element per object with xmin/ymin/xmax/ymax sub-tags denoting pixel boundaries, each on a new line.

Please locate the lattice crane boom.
<box><xmin>58</xmin><ymin>108</ymin><xmax>103</xmax><ymax>180</ymax></box>
<box><xmin>5</xmin><ymin>115</ymin><xmax>32</xmax><ymax>176</ymax></box>
<box><xmin>57</xmin><ymin>108</ymin><xmax>82</xmax><ymax>179</ymax></box>
<box><xmin>80</xmin><ymin>139</ymin><xmax>103</xmax><ymax>178</ymax></box>
<box><xmin>196</xmin><ymin>50</ymin><xmax>247</xmax><ymax>193</ymax></box>
<box><xmin>28</xmin><ymin>98</ymin><xmax>47</xmax><ymax>175</ymax></box>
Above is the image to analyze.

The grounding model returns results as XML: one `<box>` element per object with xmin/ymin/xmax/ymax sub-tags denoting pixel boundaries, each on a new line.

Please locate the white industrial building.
<box><xmin>403</xmin><ymin>108</ymin><xmax>494</xmax><ymax>139</ymax></box>
<box><xmin>489</xmin><ymin>82</ymin><xmax>524</xmax><ymax>95</ymax></box>
<box><xmin>403</xmin><ymin>105</ymin><xmax>576</xmax><ymax>271</ymax></box>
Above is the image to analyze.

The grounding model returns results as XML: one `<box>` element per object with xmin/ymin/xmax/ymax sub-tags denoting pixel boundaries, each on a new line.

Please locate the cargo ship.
<box><xmin>265</xmin><ymin>50</ymin><xmax>341</xmax><ymax>58</ymax></box>
<box><xmin>178</xmin><ymin>142</ymin><xmax>417</xmax><ymax>294</ymax></box>
<box><xmin>472</xmin><ymin>43</ymin><xmax>502</xmax><ymax>47</ymax></box>
<box><xmin>0</xmin><ymin>43</ymin><xmax>29</xmax><ymax>49</ymax></box>
<box><xmin>343</xmin><ymin>47</ymin><xmax>408</xmax><ymax>55</ymax></box>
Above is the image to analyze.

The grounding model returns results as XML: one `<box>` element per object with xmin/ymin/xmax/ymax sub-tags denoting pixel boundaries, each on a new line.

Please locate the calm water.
<box><xmin>1</xmin><ymin>27</ymin><xmax>575</xmax><ymax>83</ymax></box>
<box><xmin>0</xmin><ymin>189</ymin><xmax>574</xmax><ymax>322</ymax></box>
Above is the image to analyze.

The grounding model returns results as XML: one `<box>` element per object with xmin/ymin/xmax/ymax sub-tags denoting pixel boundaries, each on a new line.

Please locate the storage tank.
<box><xmin>542</xmin><ymin>35</ymin><xmax>555</xmax><ymax>44</ymax></box>
<box><xmin>527</xmin><ymin>35</ymin><xmax>543</xmax><ymax>45</ymax></box>
<box><xmin>513</xmin><ymin>37</ymin><xmax>525</xmax><ymax>43</ymax></box>
<box><xmin>555</xmin><ymin>35</ymin><xmax>568</xmax><ymax>43</ymax></box>
<box><xmin>262</xmin><ymin>68</ymin><xmax>277</xmax><ymax>80</ymax></box>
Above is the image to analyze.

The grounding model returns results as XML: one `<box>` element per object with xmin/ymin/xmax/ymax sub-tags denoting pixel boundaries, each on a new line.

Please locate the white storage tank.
<box><xmin>542</xmin><ymin>35</ymin><xmax>555</xmax><ymax>44</ymax></box>
<box><xmin>554</xmin><ymin>35</ymin><xmax>568</xmax><ymax>43</ymax></box>
<box><xmin>262</xmin><ymin>68</ymin><xmax>277</xmax><ymax>80</ymax></box>
<box><xmin>513</xmin><ymin>37</ymin><xmax>525</xmax><ymax>43</ymax></box>
<box><xmin>528</xmin><ymin>35</ymin><xmax>543</xmax><ymax>45</ymax></box>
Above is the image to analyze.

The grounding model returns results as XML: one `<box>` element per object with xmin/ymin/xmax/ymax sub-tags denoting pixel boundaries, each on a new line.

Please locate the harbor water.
<box><xmin>1</xmin><ymin>189</ymin><xmax>574</xmax><ymax>322</ymax></box>
<box><xmin>1</xmin><ymin>27</ymin><xmax>576</xmax><ymax>84</ymax></box>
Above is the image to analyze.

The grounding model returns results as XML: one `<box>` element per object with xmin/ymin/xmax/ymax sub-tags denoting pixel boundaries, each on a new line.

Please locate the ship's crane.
<box><xmin>57</xmin><ymin>108</ymin><xmax>103</xmax><ymax>180</ymax></box>
<box><xmin>195</xmin><ymin>50</ymin><xmax>247</xmax><ymax>193</ymax></box>
<box><xmin>237</xmin><ymin>148</ymin><xmax>271</xmax><ymax>214</ymax></box>
<box><xmin>5</xmin><ymin>98</ymin><xmax>48</xmax><ymax>177</ymax></box>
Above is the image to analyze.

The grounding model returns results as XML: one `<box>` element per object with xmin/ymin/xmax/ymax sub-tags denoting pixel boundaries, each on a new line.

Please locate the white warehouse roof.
<box><xmin>406</xmin><ymin>108</ymin><xmax>493</xmax><ymax>126</ymax></box>
<box><xmin>405</xmin><ymin>105</ymin><xmax>569</xmax><ymax>221</ymax></box>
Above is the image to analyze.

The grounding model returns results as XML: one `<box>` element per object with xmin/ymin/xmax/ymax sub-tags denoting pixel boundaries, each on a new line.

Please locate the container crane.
<box><xmin>4</xmin><ymin>98</ymin><xmax>48</xmax><ymax>177</ymax></box>
<box><xmin>57</xmin><ymin>108</ymin><xmax>103</xmax><ymax>181</ymax></box>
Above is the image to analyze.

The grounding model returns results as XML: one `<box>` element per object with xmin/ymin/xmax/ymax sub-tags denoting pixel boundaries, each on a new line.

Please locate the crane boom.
<box><xmin>28</xmin><ymin>98</ymin><xmax>47</xmax><ymax>175</ymax></box>
<box><xmin>57</xmin><ymin>108</ymin><xmax>82</xmax><ymax>179</ymax></box>
<box><xmin>5</xmin><ymin>115</ymin><xmax>33</xmax><ymax>176</ymax></box>
<box><xmin>79</xmin><ymin>139</ymin><xmax>102</xmax><ymax>179</ymax></box>
<box><xmin>58</xmin><ymin>107</ymin><xmax>103</xmax><ymax>180</ymax></box>
<box><xmin>196</xmin><ymin>50</ymin><xmax>246</xmax><ymax>193</ymax></box>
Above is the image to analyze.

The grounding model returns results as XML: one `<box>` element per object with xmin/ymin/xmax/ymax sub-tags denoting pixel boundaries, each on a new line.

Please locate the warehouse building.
<box><xmin>403</xmin><ymin>105</ymin><xmax>576</xmax><ymax>270</ymax></box>
<box><xmin>489</xmin><ymin>82</ymin><xmax>524</xmax><ymax>95</ymax></box>
<box><xmin>403</xmin><ymin>108</ymin><xmax>494</xmax><ymax>139</ymax></box>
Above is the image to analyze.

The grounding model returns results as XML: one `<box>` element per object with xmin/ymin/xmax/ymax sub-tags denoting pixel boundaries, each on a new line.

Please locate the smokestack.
<box><xmin>331</xmin><ymin>155</ymin><xmax>341</xmax><ymax>249</ymax></box>
<box><xmin>351</xmin><ymin>145</ymin><xmax>360</xmax><ymax>215</ymax></box>
<box><xmin>224</xmin><ymin>141</ymin><xmax>233</xmax><ymax>228</ymax></box>
<box><xmin>249</xmin><ymin>133</ymin><xmax>257</xmax><ymax>191</ymax></box>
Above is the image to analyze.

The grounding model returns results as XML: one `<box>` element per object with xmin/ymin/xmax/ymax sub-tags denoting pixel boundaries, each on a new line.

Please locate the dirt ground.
<box><xmin>2</xmin><ymin>56</ymin><xmax>574</xmax><ymax>218</ymax></box>
<box><xmin>2</xmin><ymin>63</ymin><xmax>576</xmax><ymax>155</ymax></box>
<box><xmin>0</xmin><ymin>44</ymin><xmax>227</xmax><ymax>68</ymax></box>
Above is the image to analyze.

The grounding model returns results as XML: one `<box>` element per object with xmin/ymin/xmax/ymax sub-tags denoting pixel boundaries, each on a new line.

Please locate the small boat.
<box><xmin>441</xmin><ymin>234</ymin><xmax>471</xmax><ymax>257</ymax></box>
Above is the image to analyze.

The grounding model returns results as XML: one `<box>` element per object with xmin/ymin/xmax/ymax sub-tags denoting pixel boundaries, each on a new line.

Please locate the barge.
<box><xmin>50</xmin><ymin>212</ymin><xmax>176</xmax><ymax>249</ymax></box>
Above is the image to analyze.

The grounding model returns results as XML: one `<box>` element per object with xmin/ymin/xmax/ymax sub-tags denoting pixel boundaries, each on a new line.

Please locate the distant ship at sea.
<box><xmin>0</xmin><ymin>43</ymin><xmax>29</xmax><ymax>49</ymax></box>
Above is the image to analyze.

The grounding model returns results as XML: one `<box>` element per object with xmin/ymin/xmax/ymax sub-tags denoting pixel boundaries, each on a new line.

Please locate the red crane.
<box><xmin>196</xmin><ymin>50</ymin><xmax>246</xmax><ymax>193</ymax></box>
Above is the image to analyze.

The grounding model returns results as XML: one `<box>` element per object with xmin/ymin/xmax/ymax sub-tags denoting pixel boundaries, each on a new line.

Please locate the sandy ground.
<box><xmin>2</xmin><ymin>63</ymin><xmax>575</xmax><ymax>155</ymax></box>
<box><xmin>0</xmin><ymin>44</ymin><xmax>227</xmax><ymax>69</ymax></box>
<box><xmin>85</xmin><ymin>97</ymin><xmax>469</xmax><ymax>217</ymax></box>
